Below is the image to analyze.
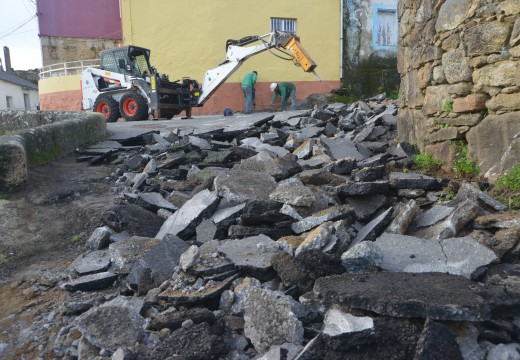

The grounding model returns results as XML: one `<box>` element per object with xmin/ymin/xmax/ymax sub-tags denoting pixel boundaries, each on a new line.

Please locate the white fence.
<box><xmin>39</xmin><ymin>59</ymin><xmax>100</xmax><ymax>79</ymax></box>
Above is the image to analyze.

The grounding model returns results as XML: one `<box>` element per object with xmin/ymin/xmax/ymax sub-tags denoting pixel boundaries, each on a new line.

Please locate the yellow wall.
<box><xmin>120</xmin><ymin>0</ymin><xmax>340</xmax><ymax>85</ymax></box>
<box><xmin>38</xmin><ymin>74</ymin><xmax>81</xmax><ymax>94</ymax></box>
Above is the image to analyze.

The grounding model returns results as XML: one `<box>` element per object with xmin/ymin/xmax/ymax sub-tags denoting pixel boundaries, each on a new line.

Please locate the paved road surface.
<box><xmin>106</xmin><ymin>111</ymin><xmax>306</xmax><ymax>141</ymax></box>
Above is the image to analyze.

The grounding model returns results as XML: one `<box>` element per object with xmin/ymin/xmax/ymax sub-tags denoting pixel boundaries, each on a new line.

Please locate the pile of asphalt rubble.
<box><xmin>46</xmin><ymin>95</ymin><xmax>520</xmax><ymax>359</ymax></box>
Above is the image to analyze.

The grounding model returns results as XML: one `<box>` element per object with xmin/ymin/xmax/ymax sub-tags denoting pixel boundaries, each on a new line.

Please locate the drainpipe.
<box><xmin>340</xmin><ymin>0</ymin><xmax>344</xmax><ymax>83</ymax></box>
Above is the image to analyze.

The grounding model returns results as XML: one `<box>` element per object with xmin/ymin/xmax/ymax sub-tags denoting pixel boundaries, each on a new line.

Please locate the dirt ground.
<box><xmin>0</xmin><ymin>154</ymin><xmax>118</xmax><ymax>358</ymax></box>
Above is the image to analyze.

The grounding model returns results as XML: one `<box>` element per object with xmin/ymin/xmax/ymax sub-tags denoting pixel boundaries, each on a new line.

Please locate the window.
<box><xmin>271</xmin><ymin>18</ymin><xmax>296</xmax><ymax>33</ymax></box>
<box><xmin>24</xmin><ymin>93</ymin><xmax>30</xmax><ymax>110</ymax></box>
<box><xmin>100</xmin><ymin>48</ymin><xmax>128</xmax><ymax>73</ymax></box>
<box><xmin>6</xmin><ymin>96</ymin><xmax>13</xmax><ymax>109</ymax></box>
<box><xmin>373</xmin><ymin>5</ymin><xmax>397</xmax><ymax>50</ymax></box>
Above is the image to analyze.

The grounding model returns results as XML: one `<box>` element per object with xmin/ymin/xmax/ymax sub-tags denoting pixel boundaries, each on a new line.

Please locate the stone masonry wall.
<box><xmin>0</xmin><ymin>110</ymin><xmax>90</xmax><ymax>133</ymax></box>
<box><xmin>40</xmin><ymin>36</ymin><xmax>120</xmax><ymax>66</ymax></box>
<box><xmin>397</xmin><ymin>0</ymin><xmax>520</xmax><ymax>180</ymax></box>
<box><xmin>0</xmin><ymin>112</ymin><xmax>106</xmax><ymax>193</ymax></box>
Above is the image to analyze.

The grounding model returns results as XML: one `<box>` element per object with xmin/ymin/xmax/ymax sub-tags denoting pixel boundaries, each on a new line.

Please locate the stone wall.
<box><xmin>0</xmin><ymin>112</ymin><xmax>106</xmax><ymax>193</ymax></box>
<box><xmin>40</xmin><ymin>36</ymin><xmax>120</xmax><ymax>66</ymax></box>
<box><xmin>397</xmin><ymin>0</ymin><xmax>520</xmax><ymax>180</ymax></box>
<box><xmin>0</xmin><ymin>110</ymin><xmax>88</xmax><ymax>133</ymax></box>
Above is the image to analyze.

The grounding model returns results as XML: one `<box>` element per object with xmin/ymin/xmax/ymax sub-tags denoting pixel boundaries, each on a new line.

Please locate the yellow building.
<box><xmin>40</xmin><ymin>0</ymin><xmax>341</xmax><ymax>115</ymax></box>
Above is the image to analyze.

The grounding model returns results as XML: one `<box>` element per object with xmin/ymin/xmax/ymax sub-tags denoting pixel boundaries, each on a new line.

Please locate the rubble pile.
<box><xmin>36</xmin><ymin>98</ymin><xmax>520</xmax><ymax>359</ymax></box>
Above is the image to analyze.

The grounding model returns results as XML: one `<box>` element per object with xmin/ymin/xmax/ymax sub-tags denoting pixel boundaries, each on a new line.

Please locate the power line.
<box><xmin>3</xmin><ymin>28</ymin><xmax>38</xmax><ymax>37</ymax></box>
<box><xmin>0</xmin><ymin>15</ymin><xmax>36</xmax><ymax>41</ymax></box>
<box><xmin>20</xmin><ymin>0</ymin><xmax>34</xmax><ymax>16</ymax></box>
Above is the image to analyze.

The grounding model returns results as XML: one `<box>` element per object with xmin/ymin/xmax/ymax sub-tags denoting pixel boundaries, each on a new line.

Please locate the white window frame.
<box><xmin>270</xmin><ymin>18</ymin><xmax>297</xmax><ymax>34</ymax></box>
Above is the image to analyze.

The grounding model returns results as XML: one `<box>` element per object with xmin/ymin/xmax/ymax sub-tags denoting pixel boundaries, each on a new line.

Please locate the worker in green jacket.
<box><xmin>241</xmin><ymin>71</ymin><xmax>257</xmax><ymax>114</ymax></box>
<box><xmin>270</xmin><ymin>82</ymin><xmax>296</xmax><ymax>111</ymax></box>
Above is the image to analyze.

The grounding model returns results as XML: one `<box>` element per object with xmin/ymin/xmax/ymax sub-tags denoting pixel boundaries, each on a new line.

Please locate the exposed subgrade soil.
<box><xmin>0</xmin><ymin>154</ymin><xmax>117</xmax><ymax>358</ymax></box>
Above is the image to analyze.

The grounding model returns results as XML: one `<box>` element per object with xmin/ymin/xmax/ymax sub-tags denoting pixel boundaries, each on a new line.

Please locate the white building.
<box><xmin>0</xmin><ymin>66</ymin><xmax>39</xmax><ymax>111</ymax></box>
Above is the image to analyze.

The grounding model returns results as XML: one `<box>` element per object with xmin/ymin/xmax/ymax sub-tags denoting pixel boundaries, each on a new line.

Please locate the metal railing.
<box><xmin>39</xmin><ymin>59</ymin><xmax>100</xmax><ymax>79</ymax></box>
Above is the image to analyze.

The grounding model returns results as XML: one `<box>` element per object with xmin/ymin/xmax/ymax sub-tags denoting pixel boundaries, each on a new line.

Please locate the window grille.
<box><xmin>133</xmin><ymin>54</ymin><xmax>150</xmax><ymax>75</ymax></box>
<box><xmin>101</xmin><ymin>49</ymin><xmax>127</xmax><ymax>73</ymax></box>
<box><xmin>271</xmin><ymin>18</ymin><xmax>296</xmax><ymax>33</ymax></box>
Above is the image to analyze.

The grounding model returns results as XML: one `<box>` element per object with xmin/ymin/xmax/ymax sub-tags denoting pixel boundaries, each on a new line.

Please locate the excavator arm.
<box><xmin>197</xmin><ymin>30</ymin><xmax>319</xmax><ymax>106</ymax></box>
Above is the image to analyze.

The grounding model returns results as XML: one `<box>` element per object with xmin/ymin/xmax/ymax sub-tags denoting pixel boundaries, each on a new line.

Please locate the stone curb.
<box><xmin>0</xmin><ymin>113</ymin><xmax>107</xmax><ymax>193</ymax></box>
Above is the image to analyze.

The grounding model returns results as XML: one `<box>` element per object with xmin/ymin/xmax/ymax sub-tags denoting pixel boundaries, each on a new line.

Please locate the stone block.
<box><xmin>0</xmin><ymin>135</ymin><xmax>27</xmax><ymax>192</ymax></box>
<box><xmin>467</xmin><ymin>111</ymin><xmax>520</xmax><ymax>180</ymax></box>
<box><xmin>442</xmin><ymin>49</ymin><xmax>472</xmax><ymax>84</ymax></box>
<box><xmin>453</xmin><ymin>94</ymin><xmax>489</xmax><ymax>113</ymax></box>
<box><xmin>435</xmin><ymin>0</ymin><xmax>472</xmax><ymax>32</ymax></box>
<box><xmin>473</xmin><ymin>61</ymin><xmax>520</xmax><ymax>88</ymax></box>
<box><xmin>464</xmin><ymin>21</ymin><xmax>513</xmax><ymax>56</ymax></box>
<box><xmin>428</xmin><ymin>126</ymin><xmax>468</xmax><ymax>143</ymax></box>
<box><xmin>486</xmin><ymin>93</ymin><xmax>520</xmax><ymax>112</ymax></box>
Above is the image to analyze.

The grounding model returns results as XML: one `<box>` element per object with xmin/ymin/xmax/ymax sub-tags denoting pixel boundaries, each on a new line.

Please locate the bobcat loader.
<box><xmin>81</xmin><ymin>30</ymin><xmax>318</xmax><ymax>122</ymax></box>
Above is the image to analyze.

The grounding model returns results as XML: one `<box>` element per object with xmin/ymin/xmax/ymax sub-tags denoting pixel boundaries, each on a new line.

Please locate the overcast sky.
<box><xmin>0</xmin><ymin>0</ymin><xmax>41</xmax><ymax>70</ymax></box>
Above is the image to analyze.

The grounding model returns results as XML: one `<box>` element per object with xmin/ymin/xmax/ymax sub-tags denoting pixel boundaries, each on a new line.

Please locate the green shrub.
<box><xmin>493</xmin><ymin>163</ymin><xmax>520</xmax><ymax>210</ymax></box>
<box><xmin>70</xmin><ymin>234</ymin><xmax>84</xmax><ymax>244</ymax></box>
<box><xmin>495</xmin><ymin>163</ymin><xmax>520</xmax><ymax>192</ymax></box>
<box><xmin>0</xmin><ymin>254</ymin><xmax>8</xmax><ymax>265</ymax></box>
<box><xmin>441</xmin><ymin>99</ymin><xmax>453</xmax><ymax>112</ymax></box>
<box><xmin>453</xmin><ymin>144</ymin><xmax>479</xmax><ymax>178</ymax></box>
<box><xmin>412</xmin><ymin>153</ymin><xmax>443</xmax><ymax>172</ymax></box>
<box><xmin>388</xmin><ymin>89</ymin><xmax>399</xmax><ymax>100</ymax></box>
<box><xmin>438</xmin><ymin>190</ymin><xmax>456</xmax><ymax>202</ymax></box>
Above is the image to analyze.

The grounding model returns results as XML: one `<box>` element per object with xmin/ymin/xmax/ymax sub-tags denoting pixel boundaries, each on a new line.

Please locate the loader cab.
<box><xmin>100</xmin><ymin>45</ymin><xmax>152</xmax><ymax>78</ymax></box>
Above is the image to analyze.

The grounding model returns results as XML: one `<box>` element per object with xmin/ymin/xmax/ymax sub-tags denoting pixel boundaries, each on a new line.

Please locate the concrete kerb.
<box><xmin>0</xmin><ymin>112</ymin><xmax>107</xmax><ymax>193</ymax></box>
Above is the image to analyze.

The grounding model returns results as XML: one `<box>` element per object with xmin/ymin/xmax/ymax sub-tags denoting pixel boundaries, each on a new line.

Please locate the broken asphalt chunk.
<box><xmin>75</xmin><ymin>297</ymin><xmax>145</xmax><ymax>351</ymax></box>
<box><xmin>291</xmin><ymin>205</ymin><xmax>355</xmax><ymax>234</ymax></box>
<box><xmin>352</xmin><ymin>233</ymin><xmax>498</xmax><ymax>278</ymax></box>
<box><xmin>389</xmin><ymin>172</ymin><xmax>447</xmax><ymax>191</ymax></box>
<box><xmin>127</xmin><ymin>234</ymin><xmax>189</xmax><ymax>294</ymax></box>
<box><xmin>336</xmin><ymin>181</ymin><xmax>391</xmax><ymax>196</ymax></box>
<box><xmin>215</xmin><ymin>169</ymin><xmax>277</xmax><ymax>205</ymax></box>
<box><xmin>69</xmin><ymin>250</ymin><xmax>111</xmax><ymax>276</ymax></box>
<box><xmin>244</xmin><ymin>287</ymin><xmax>305</xmax><ymax>353</ymax></box>
<box><xmin>156</xmin><ymin>189</ymin><xmax>220</xmax><ymax>240</ymax></box>
<box><xmin>313</xmin><ymin>272</ymin><xmax>490</xmax><ymax>321</ymax></box>
<box><xmin>348</xmin><ymin>207</ymin><xmax>393</xmax><ymax>248</ymax></box>
<box><xmin>320</xmin><ymin>136</ymin><xmax>367</xmax><ymax>161</ymax></box>
<box><xmin>218</xmin><ymin>235</ymin><xmax>284</xmax><ymax>274</ymax></box>
<box><xmin>61</xmin><ymin>271</ymin><xmax>118</xmax><ymax>292</ymax></box>
<box><xmin>158</xmin><ymin>274</ymin><xmax>237</xmax><ymax>307</ymax></box>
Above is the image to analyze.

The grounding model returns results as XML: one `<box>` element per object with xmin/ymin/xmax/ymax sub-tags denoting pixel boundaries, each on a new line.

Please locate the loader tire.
<box><xmin>120</xmin><ymin>92</ymin><xmax>149</xmax><ymax>121</ymax></box>
<box><xmin>93</xmin><ymin>96</ymin><xmax>120</xmax><ymax>123</ymax></box>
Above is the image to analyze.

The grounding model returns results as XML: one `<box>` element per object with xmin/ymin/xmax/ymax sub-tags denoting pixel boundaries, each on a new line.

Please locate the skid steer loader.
<box><xmin>81</xmin><ymin>30</ymin><xmax>318</xmax><ymax>122</ymax></box>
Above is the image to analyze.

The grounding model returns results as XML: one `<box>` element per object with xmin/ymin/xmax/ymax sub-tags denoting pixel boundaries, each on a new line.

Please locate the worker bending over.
<box><xmin>270</xmin><ymin>82</ymin><xmax>296</xmax><ymax>111</ymax></box>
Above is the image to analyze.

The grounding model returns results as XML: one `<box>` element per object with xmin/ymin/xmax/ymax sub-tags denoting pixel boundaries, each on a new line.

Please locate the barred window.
<box><xmin>271</xmin><ymin>18</ymin><xmax>296</xmax><ymax>33</ymax></box>
<box><xmin>101</xmin><ymin>49</ymin><xmax>128</xmax><ymax>73</ymax></box>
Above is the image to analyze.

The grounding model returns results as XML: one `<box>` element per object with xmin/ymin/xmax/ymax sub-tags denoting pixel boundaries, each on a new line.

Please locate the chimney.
<box><xmin>4</xmin><ymin>46</ymin><xmax>12</xmax><ymax>73</ymax></box>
